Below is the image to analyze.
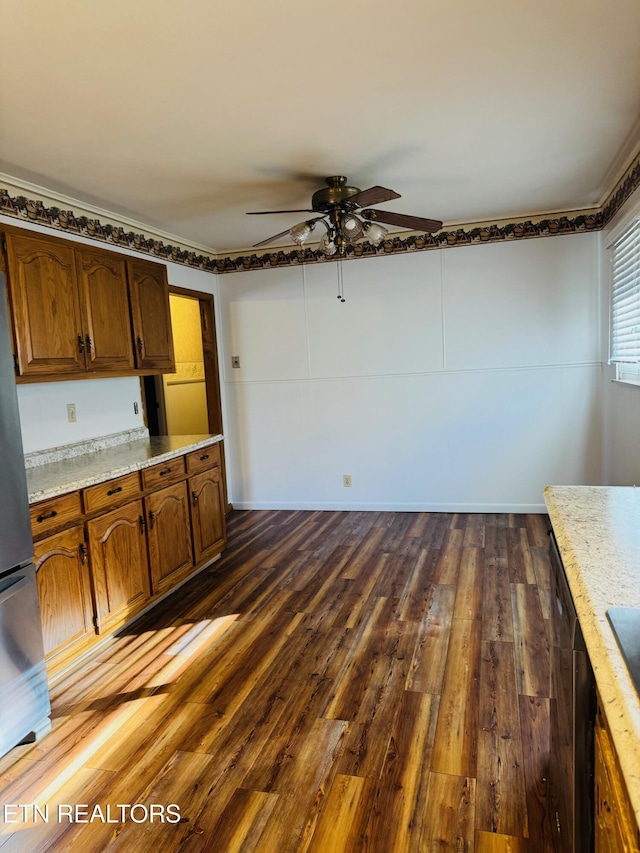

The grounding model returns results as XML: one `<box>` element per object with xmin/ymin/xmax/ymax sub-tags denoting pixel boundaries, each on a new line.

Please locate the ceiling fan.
<box><xmin>247</xmin><ymin>175</ymin><xmax>443</xmax><ymax>256</ymax></box>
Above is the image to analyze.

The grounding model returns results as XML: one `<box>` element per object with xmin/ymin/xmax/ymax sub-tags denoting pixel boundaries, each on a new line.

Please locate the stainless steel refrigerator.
<box><xmin>0</xmin><ymin>271</ymin><xmax>51</xmax><ymax>758</ymax></box>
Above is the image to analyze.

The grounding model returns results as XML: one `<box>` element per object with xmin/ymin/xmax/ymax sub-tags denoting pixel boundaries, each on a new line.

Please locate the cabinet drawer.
<box><xmin>83</xmin><ymin>471</ymin><xmax>141</xmax><ymax>515</ymax></box>
<box><xmin>30</xmin><ymin>491</ymin><xmax>83</xmax><ymax>539</ymax></box>
<box><xmin>141</xmin><ymin>456</ymin><xmax>186</xmax><ymax>490</ymax></box>
<box><xmin>186</xmin><ymin>443</ymin><xmax>221</xmax><ymax>475</ymax></box>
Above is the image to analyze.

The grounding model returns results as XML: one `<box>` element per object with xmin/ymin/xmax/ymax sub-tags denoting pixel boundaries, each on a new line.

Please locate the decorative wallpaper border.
<box><xmin>216</xmin><ymin>210</ymin><xmax>604</xmax><ymax>273</ymax></box>
<box><xmin>1</xmin><ymin>148</ymin><xmax>639</xmax><ymax>275</ymax></box>
<box><xmin>0</xmin><ymin>189</ymin><xmax>219</xmax><ymax>273</ymax></box>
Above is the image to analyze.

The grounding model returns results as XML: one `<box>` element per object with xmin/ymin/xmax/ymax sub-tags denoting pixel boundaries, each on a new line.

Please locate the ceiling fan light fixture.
<box><xmin>340</xmin><ymin>213</ymin><xmax>364</xmax><ymax>244</ymax></box>
<box><xmin>289</xmin><ymin>220</ymin><xmax>315</xmax><ymax>245</ymax></box>
<box><xmin>364</xmin><ymin>221</ymin><xmax>388</xmax><ymax>246</ymax></box>
<box><xmin>319</xmin><ymin>230</ymin><xmax>337</xmax><ymax>256</ymax></box>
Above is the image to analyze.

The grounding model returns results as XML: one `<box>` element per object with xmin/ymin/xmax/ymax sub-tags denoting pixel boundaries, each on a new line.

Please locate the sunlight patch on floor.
<box><xmin>144</xmin><ymin>614</ymin><xmax>239</xmax><ymax>688</ymax></box>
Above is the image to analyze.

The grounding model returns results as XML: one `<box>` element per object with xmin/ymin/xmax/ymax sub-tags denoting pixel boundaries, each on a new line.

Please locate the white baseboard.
<box><xmin>231</xmin><ymin>501</ymin><xmax>548</xmax><ymax>513</ymax></box>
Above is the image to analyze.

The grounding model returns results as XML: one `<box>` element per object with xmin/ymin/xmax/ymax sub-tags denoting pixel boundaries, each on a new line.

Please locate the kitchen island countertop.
<box><xmin>544</xmin><ymin>484</ymin><xmax>640</xmax><ymax>831</ymax></box>
<box><xmin>26</xmin><ymin>434</ymin><xmax>223</xmax><ymax>504</ymax></box>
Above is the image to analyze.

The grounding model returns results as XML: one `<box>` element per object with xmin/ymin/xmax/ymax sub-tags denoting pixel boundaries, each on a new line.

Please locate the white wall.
<box><xmin>219</xmin><ymin>233</ymin><xmax>603</xmax><ymax>512</ymax></box>
<box><xmin>0</xmin><ymin>214</ymin><xmax>218</xmax><ymax>453</ymax></box>
<box><xmin>600</xmin><ymin>188</ymin><xmax>640</xmax><ymax>485</ymax></box>
<box><xmin>2</xmin><ymin>213</ymin><xmax>604</xmax><ymax>510</ymax></box>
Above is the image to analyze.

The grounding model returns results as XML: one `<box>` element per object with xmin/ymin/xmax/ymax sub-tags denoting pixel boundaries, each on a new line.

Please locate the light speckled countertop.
<box><xmin>544</xmin><ymin>485</ymin><xmax>640</xmax><ymax>829</ymax></box>
<box><xmin>26</xmin><ymin>434</ymin><xmax>223</xmax><ymax>504</ymax></box>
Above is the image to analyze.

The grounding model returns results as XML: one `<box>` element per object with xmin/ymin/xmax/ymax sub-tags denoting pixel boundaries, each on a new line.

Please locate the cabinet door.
<box><xmin>34</xmin><ymin>525</ymin><xmax>94</xmax><ymax>663</ymax></box>
<box><xmin>146</xmin><ymin>481</ymin><xmax>193</xmax><ymax>595</ymax></box>
<box><xmin>76</xmin><ymin>247</ymin><xmax>134</xmax><ymax>371</ymax></box>
<box><xmin>4</xmin><ymin>231</ymin><xmax>85</xmax><ymax>376</ymax></box>
<box><xmin>127</xmin><ymin>258</ymin><xmax>175</xmax><ymax>371</ymax></box>
<box><xmin>189</xmin><ymin>466</ymin><xmax>226</xmax><ymax>564</ymax></box>
<box><xmin>594</xmin><ymin>715</ymin><xmax>639</xmax><ymax>852</ymax></box>
<box><xmin>87</xmin><ymin>499</ymin><xmax>151</xmax><ymax>633</ymax></box>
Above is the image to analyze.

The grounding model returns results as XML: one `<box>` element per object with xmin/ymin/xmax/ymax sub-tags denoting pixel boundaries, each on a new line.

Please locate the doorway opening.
<box><xmin>142</xmin><ymin>287</ymin><xmax>223</xmax><ymax>438</ymax></box>
<box><xmin>142</xmin><ymin>286</ymin><xmax>227</xmax><ymax>509</ymax></box>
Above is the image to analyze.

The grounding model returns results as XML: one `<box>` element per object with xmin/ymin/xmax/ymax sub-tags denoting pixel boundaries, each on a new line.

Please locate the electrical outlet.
<box><xmin>343</xmin><ymin>474</ymin><xmax>352</xmax><ymax>488</ymax></box>
<box><xmin>67</xmin><ymin>403</ymin><xmax>77</xmax><ymax>423</ymax></box>
<box><xmin>231</xmin><ymin>356</ymin><xmax>241</xmax><ymax>368</ymax></box>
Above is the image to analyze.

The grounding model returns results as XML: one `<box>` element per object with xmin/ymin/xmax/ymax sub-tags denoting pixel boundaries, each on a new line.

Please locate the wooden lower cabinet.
<box><xmin>86</xmin><ymin>499</ymin><xmax>151</xmax><ymax>634</ymax></box>
<box><xmin>595</xmin><ymin>706</ymin><xmax>640</xmax><ymax>852</ymax></box>
<box><xmin>190</xmin><ymin>465</ymin><xmax>226</xmax><ymax>563</ymax></box>
<box><xmin>34</xmin><ymin>525</ymin><xmax>94</xmax><ymax>669</ymax></box>
<box><xmin>32</xmin><ymin>442</ymin><xmax>227</xmax><ymax>676</ymax></box>
<box><xmin>146</xmin><ymin>481</ymin><xmax>193</xmax><ymax>595</ymax></box>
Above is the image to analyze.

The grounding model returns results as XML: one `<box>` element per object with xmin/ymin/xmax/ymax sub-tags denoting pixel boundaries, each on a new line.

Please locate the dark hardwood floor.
<box><xmin>0</xmin><ymin>509</ymin><xmax>555</xmax><ymax>852</ymax></box>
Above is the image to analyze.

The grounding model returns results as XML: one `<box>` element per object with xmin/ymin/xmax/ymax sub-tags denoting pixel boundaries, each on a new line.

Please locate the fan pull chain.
<box><xmin>336</xmin><ymin>259</ymin><xmax>346</xmax><ymax>303</ymax></box>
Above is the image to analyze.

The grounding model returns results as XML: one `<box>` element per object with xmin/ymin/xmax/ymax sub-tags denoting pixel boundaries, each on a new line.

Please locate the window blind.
<box><xmin>611</xmin><ymin>219</ymin><xmax>640</xmax><ymax>363</ymax></box>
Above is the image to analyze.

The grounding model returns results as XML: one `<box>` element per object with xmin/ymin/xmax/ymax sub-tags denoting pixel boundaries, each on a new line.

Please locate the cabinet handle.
<box><xmin>106</xmin><ymin>486</ymin><xmax>123</xmax><ymax>496</ymax></box>
<box><xmin>199</xmin><ymin>454</ymin><xmax>209</xmax><ymax>461</ymax></box>
<box><xmin>79</xmin><ymin>542</ymin><xmax>87</xmax><ymax>564</ymax></box>
<box><xmin>148</xmin><ymin>510</ymin><xmax>155</xmax><ymax>529</ymax></box>
<box><xmin>136</xmin><ymin>336</ymin><xmax>144</xmax><ymax>354</ymax></box>
<box><xmin>192</xmin><ymin>490</ymin><xmax>198</xmax><ymax>505</ymax></box>
<box><xmin>36</xmin><ymin>509</ymin><xmax>58</xmax><ymax>523</ymax></box>
<box><xmin>77</xmin><ymin>334</ymin><xmax>85</xmax><ymax>354</ymax></box>
<box><xmin>85</xmin><ymin>334</ymin><xmax>93</xmax><ymax>353</ymax></box>
<box><xmin>139</xmin><ymin>515</ymin><xmax>146</xmax><ymax>534</ymax></box>
<box><xmin>158</xmin><ymin>468</ymin><xmax>172</xmax><ymax>477</ymax></box>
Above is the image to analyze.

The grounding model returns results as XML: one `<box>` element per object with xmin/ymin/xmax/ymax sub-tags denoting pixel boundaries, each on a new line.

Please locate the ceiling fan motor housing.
<box><xmin>311</xmin><ymin>176</ymin><xmax>362</xmax><ymax>212</ymax></box>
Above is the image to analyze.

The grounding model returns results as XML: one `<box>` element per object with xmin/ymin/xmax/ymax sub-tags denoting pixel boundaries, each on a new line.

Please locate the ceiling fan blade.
<box><xmin>362</xmin><ymin>209</ymin><xmax>443</xmax><ymax>232</ymax></box>
<box><xmin>347</xmin><ymin>186</ymin><xmax>401</xmax><ymax>208</ymax></box>
<box><xmin>253</xmin><ymin>227</ymin><xmax>295</xmax><ymax>247</ymax></box>
<box><xmin>246</xmin><ymin>209</ymin><xmax>315</xmax><ymax>215</ymax></box>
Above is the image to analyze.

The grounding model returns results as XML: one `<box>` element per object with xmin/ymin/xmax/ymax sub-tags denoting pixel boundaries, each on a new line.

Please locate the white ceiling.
<box><xmin>1</xmin><ymin>0</ymin><xmax>640</xmax><ymax>254</ymax></box>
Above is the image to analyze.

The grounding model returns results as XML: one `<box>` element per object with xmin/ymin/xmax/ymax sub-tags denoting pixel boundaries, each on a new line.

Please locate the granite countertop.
<box><xmin>544</xmin><ymin>485</ymin><xmax>640</xmax><ymax>829</ymax></box>
<box><xmin>26</xmin><ymin>433</ymin><xmax>223</xmax><ymax>504</ymax></box>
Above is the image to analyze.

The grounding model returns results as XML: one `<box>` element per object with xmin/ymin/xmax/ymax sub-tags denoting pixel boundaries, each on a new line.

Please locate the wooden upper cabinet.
<box><xmin>2</xmin><ymin>225</ymin><xmax>176</xmax><ymax>380</ymax></box>
<box><xmin>127</xmin><ymin>258</ymin><xmax>175</xmax><ymax>372</ymax></box>
<box><xmin>4</xmin><ymin>230</ymin><xmax>85</xmax><ymax>376</ymax></box>
<box><xmin>75</xmin><ymin>247</ymin><xmax>134</xmax><ymax>371</ymax></box>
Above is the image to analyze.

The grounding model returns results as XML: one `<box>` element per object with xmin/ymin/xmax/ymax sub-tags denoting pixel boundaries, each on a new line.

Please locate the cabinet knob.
<box><xmin>77</xmin><ymin>334</ymin><xmax>85</xmax><ymax>354</ymax></box>
<box><xmin>106</xmin><ymin>486</ymin><xmax>123</xmax><ymax>496</ymax></box>
<box><xmin>139</xmin><ymin>515</ymin><xmax>146</xmax><ymax>534</ymax></box>
<box><xmin>79</xmin><ymin>542</ymin><xmax>87</xmax><ymax>564</ymax></box>
<box><xmin>159</xmin><ymin>468</ymin><xmax>172</xmax><ymax>477</ymax></box>
<box><xmin>199</xmin><ymin>454</ymin><xmax>209</xmax><ymax>461</ymax></box>
<box><xmin>136</xmin><ymin>336</ymin><xmax>144</xmax><ymax>354</ymax></box>
<box><xmin>85</xmin><ymin>334</ymin><xmax>93</xmax><ymax>353</ymax></box>
<box><xmin>148</xmin><ymin>510</ymin><xmax>156</xmax><ymax>529</ymax></box>
<box><xmin>192</xmin><ymin>490</ymin><xmax>198</xmax><ymax>505</ymax></box>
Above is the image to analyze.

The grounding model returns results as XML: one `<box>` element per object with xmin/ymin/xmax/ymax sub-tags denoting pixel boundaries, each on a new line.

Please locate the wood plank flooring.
<box><xmin>0</xmin><ymin>510</ymin><xmax>556</xmax><ymax>852</ymax></box>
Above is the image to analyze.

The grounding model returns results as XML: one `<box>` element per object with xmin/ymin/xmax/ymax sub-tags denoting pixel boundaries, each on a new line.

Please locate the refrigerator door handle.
<box><xmin>0</xmin><ymin>575</ymin><xmax>28</xmax><ymax>604</ymax></box>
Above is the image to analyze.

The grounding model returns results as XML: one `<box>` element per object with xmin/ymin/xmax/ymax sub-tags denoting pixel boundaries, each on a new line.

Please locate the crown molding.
<box><xmin>598</xmin><ymin>116</ymin><xmax>640</xmax><ymax>204</ymax></box>
<box><xmin>0</xmin><ymin>173</ymin><xmax>218</xmax><ymax>255</ymax></box>
<box><xmin>0</xmin><ymin>177</ymin><xmax>219</xmax><ymax>273</ymax></box>
<box><xmin>1</xmin><ymin>146</ymin><xmax>639</xmax><ymax>276</ymax></box>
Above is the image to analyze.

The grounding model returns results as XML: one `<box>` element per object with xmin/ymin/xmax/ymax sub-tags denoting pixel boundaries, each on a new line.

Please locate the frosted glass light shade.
<box><xmin>364</xmin><ymin>221</ymin><xmax>388</xmax><ymax>246</ymax></box>
<box><xmin>340</xmin><ymin>214</ymin><xmax>364</xmax><ymax>243</ymax></box>
<box><xmin>319</xmin><ymin>231</ymin><xmax>337</xmax><ymax>255</ymax></box>
<box><xmin>289</xmin><ymin>221</ymin><xmax>314</xmax><ymax>244</ymax></box>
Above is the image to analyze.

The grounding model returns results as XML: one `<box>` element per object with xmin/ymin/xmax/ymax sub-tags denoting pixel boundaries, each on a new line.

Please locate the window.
<box><xmin>611</xmin><ymin>217</ymin><xmax>640</xmax><ymax>384</ymax></box>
